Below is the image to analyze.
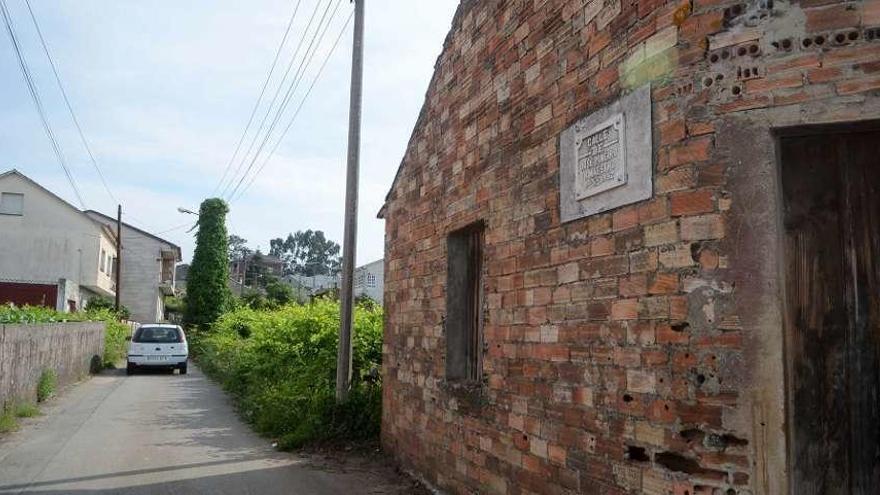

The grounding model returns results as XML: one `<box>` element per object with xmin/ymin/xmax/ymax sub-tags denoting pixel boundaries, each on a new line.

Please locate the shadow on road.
<box><xmin>0</xmin><ymin>457</ymin><xmax>276</xmax><ymax>492</ymax></box>
<box><xmin>0</xmin><ymin>464</ymin><xmax>352</xmax><ymax>494</ymax></box>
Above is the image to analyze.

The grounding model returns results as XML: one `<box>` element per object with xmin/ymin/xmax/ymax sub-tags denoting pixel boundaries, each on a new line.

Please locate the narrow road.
<box><xmin>0</xmin><ymin>366</ymin><xmax>412</xmax><ymax>494</ymax></box>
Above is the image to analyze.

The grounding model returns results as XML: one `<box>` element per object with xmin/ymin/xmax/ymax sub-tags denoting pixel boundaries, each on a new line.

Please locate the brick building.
<box><xmin>379</xmin><ymin>1</ymin><xmax>880</xmax><ymax>494</ymax></box>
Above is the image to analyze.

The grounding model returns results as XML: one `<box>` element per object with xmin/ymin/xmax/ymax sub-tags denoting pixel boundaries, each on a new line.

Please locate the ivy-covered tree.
<box><xmin>184</xmin><ymin>198</ymin><xmax>232</xmax><ymax>327</ymax></box>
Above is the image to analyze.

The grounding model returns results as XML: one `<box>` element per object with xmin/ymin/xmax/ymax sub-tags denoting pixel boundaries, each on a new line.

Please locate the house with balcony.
<box><xmin>0</xmin><ymin>169</ymin><xmax>117</xmax><ymax>312</ymax></box>
<box><xmin>86</xmin><ymin>210</ymin><xmax>181</xmax><ymax>323</ymax></box>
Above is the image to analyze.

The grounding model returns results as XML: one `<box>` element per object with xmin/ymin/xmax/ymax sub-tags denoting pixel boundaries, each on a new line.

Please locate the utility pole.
<box><xmin>337</xmin><ymin>0</ymin><xmax>365</xmax><ymax>403</ymax></box>
<box><xmin>115</xmin><ymin>204</ymin><xmax>122</xmax><ymax>312</ymax></box>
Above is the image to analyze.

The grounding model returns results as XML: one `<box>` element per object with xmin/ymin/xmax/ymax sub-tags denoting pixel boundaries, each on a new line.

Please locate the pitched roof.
<box><xmin>0</xmin><ymin>169</ymin><xmax>118</xmax><ymax>243</ymax></box>
<box><xmin>85</xmin><ymin>209</ymin><xmax>182</xmax><ymax>261</ymax></box>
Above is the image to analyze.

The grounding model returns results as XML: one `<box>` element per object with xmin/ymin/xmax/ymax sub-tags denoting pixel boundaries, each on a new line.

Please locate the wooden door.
<box><xmin>781</xmin><ymin>129</ymin><xmax>880</xmax><ymax>494</ymax></box>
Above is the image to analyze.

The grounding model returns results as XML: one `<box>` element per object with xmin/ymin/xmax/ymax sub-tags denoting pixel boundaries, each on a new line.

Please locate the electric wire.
<box><xmin>23</xmin><ymin>0</ymin><xmax>116</xmax><ymax>205</ymax></box>
<box><xmin>220</xmin><ymin>0</ymin><xmax>327</xmax><ymax>199</ymax></box>
<box><xmin>227</xmin><ymin>0</ymin><xmax>345</xmax><ymax>201</ymax></box>
<box><xmin>212</xmin><ymin>0</ymin><xmax>303</xmax><ymax>196</ymax></box>
<box><xmin>226</xmin><ymin>0</ymin><xmax>342</xmax><ymax>201</ymax></box>
<box><xmin>0</xmin><ymin>0</ymin><xmax>85</xmax><ymax>208</ymax></box>
<box><xmin>231</xmin><ymin>9</ymin><xmax>353</xmax><ymax>203</ymax></box>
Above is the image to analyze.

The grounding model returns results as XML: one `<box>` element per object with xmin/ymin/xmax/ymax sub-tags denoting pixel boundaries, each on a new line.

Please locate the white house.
<box><xmin>283</xmin><ymin>258</ymin><xmax>384</xmax><ymax>304</ymax></box>
<box><xmin>86</xmin><ymin>210</ymin><xmax>181</xmax><ymax>323</ymax></box>
<box><xmin>353</xmin><ymin>258</ymin><xmax>383</xmax><ymax>303</ymax></box>
<box><xmin>0</xmin><ymin>170</ymin><xmax>117</xmax><ymax>312</ymax></box>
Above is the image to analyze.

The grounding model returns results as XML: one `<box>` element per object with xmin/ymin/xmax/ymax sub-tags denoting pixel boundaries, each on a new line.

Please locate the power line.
<box><xmin>154</xmin><ymin>222</ymin><xmax>195</xmax><ymax>235</ymax></box>
<box><xmin>23</xmin><ymin>0</ymin><xmax>116</xmax><ymax>205</ymax></box>
<box><xmin>231</xmin><ymin>9</ymin><xmax>354</xmax><ymax>203</ymax></box>
<box><xmin>220</xmin><ymin>0</ymin><xmax>327</xmax><ymax>199</ymax></box>
<box><xmin>0</xmin><ymin>0</ymin><xmax>85</xmax><ymax>208</ymax></box>
<box><xmin>212</xmin><ymin>0</ymin><xmax>303</xmax><ymax>197</ymax></box>
<box><xmin>227</xmin><ymin>0</ymin><xmax>344</xmax><ymax>200</ymax></box>
<box><xmin>227</xmin><ymin>0</ymin><xmax>346</xmax><ymax>201</ymax></box>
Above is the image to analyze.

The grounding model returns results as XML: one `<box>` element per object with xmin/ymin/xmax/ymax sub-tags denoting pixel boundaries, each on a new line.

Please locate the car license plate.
<box><xmin>147</xmin><ymin>356</ymin><xmax>167</xmax><ymax>361</ymax></box>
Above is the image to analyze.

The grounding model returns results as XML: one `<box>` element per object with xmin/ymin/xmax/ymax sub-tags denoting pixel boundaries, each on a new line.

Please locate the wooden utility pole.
<box><xmin>115</xmin><ymin>204</ymin><xmax>122</xmax><ymax>312</ymax></box>
<box><xmin>337</xmin><ymin>0</ymin><xmax>365</xmax><ymax>402</ymax></box>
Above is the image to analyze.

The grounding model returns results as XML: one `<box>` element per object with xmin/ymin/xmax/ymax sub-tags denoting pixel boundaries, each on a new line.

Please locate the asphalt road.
<box><xmin>0</xmin><ymin>366</ymin><xmax>412</xmax><ymax>495</ymax></box>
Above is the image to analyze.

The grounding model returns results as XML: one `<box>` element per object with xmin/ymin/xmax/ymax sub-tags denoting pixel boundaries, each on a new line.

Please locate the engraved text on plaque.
<box><xmin>574</xmin><ymin>113</ymin><xmax>626</xmax><ymax>200</ymax></box>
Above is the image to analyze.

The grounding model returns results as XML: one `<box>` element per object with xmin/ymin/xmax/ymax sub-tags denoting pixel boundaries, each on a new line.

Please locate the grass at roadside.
<box><xmin>191</xmin><ymin>299</ymin><xmax>383</xmax><ymax>449</ymax></box>
<box><xmin>36</xmin><ymin>369</ymin><xmax>57</xmax><ymax>402</ymax></box>
<box><xmin>13</xmin><ymin>403</ymin><xmax>40</xmax><ymax>418</ymax></box>
<box><xmin>0</xmin><ymin>409</ymin><xmax>17</xmax><ymax>433</ymax></box>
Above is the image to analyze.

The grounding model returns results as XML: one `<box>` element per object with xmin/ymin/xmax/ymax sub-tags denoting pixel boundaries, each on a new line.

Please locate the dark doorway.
<box><xmin>780</xmin><ymin>126</ymin><xmax>880</xmax><ymax>494</ymax></box>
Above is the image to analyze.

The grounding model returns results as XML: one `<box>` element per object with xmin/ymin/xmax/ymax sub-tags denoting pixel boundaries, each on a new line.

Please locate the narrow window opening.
<box><xmin>445</xmin><ymin>221</ymin><xmax>484</xmax><ymax>382</ymax></box>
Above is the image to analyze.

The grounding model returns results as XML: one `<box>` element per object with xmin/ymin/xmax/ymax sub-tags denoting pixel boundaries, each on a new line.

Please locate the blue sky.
<box><xmin>0</xmin><ymin>0</ymin><xmax>459</xmax><ymax>263</ymax></box>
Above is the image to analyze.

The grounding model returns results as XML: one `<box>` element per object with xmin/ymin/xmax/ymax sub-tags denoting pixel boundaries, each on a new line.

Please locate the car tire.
<box><xmin>126</xmin><ymin>363</ymin><xmax>135</xmax><ymax>375</ymax></box>
<box><xmin>179</xmin><ymin>363</ymin><xmax>188</xmax><ymax>375</ymax></box>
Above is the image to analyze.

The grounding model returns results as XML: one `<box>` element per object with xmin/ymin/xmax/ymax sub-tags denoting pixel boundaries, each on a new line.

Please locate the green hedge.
<box><xmin>192</xmin><ymin>299</ymin><xmax>383</xmax><ymax>449</ymax></box>
<box><xmin>0</xmin><ymin>305</ymin><xmax>130</xmax><ymax>368</ymax></box>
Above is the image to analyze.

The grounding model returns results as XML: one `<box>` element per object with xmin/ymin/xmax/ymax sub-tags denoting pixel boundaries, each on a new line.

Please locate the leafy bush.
<box><xmin>101</xmin><ymin>316</ymin><xmax>131</xmax><ymax>368</ymax></box>
<box><xmin>85</xmin><ymin>297</ymin><xmax>131</xmax><ymax>320</ymax></box>
<box><xmin>193</xmin><ymin>299</ymin><xmax>383</xmax><ymax>448</ymax></box>
<box><xmin>36</xmin><ymin>369</ymin><xmax>57</xmax><ymax>402</ymax></box>
<box><xmin>0</xmin><ymin>305</ymin><xmax>89</xmax><ymax>324</ymax></box>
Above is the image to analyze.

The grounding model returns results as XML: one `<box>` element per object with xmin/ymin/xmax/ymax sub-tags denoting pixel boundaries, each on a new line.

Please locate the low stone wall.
<box><xmin>0</xmin><ymin>322</ymin><xmax>105</xmax><ymax>408</ymax></box>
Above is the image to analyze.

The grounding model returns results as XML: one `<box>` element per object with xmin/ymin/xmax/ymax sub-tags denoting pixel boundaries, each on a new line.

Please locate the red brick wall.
<box><xmin>381</xmin><ymin>1</ymin><xmax>880</xmax><ymax>493</ymax></box>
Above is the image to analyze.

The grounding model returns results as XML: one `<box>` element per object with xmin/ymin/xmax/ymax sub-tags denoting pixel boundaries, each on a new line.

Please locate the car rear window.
<box><xmin>133</xmin><ymin>327</ymin><xmax>182</xmax><ymax>343</ymax></box>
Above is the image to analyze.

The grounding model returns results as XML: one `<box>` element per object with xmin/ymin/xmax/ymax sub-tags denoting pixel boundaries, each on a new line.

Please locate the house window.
<box><xmin>0</xmin><ymin>192</ymin><xmax>24</xmax><ymax>215</ymax></box>
<box><xmin>100</xmin><ymin>249</ymin><xmax>106</xmax><ymax>273</ymax></box>
<box><xmin>366</xmin><ymin>273</ymin><xmax>377</xmax><ymax>288</ymax></box>
<box><xmin>445</xmin><ymin>221</ymin><xmax>484</xmax><ymax>381</ymax></box>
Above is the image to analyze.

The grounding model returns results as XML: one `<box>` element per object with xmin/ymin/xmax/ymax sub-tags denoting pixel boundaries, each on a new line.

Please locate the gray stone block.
<box><xmin>560</xmin><ymin>84</ymin><xmax>653</xmax><ymax>222</ymax></box>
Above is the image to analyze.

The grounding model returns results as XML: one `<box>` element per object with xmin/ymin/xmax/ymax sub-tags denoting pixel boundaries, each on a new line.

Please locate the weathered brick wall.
<box><xmin>381</xmin><ymin>1</ymin><xmax>880</xmax><ymax>493</ymax></box>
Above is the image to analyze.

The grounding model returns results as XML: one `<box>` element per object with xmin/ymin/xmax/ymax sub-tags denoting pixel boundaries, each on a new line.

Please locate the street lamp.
<box><xmin>177</xmin><ymin>207</ymin><xmax>198</xmax><ymax>216</ymax></box>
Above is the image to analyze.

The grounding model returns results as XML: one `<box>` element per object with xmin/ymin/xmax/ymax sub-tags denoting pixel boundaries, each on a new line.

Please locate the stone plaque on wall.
<box><xmin>560</xmin><ymin>84</ymin><xmax>652</xmax><ymax>222</ymax></box>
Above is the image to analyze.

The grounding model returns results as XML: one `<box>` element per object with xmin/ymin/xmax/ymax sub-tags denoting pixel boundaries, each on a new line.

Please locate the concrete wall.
<box><xmin>0</xmin><ymin>172</ymin><xmax>116</xmax><ymax>299</ymax></box>
<box><xmin>0</xmin><ymin>322</ymin><xmax>105</xmax><ymax>408</ymax></box>
<box><xmin>118</xmin><ymin>231</ymin><xmax>165</xmax><ymax>323</ymax></box>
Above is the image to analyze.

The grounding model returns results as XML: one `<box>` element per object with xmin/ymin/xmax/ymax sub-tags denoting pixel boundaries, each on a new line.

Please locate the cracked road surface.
<box><xmin>0</xmin><ymin>366</ymin><xmax>414</xmax><ymax>494</ymax></box>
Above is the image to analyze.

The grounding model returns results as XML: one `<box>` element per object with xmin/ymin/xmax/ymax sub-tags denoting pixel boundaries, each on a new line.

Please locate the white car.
<box><xmin>126</xmin><ymin>324</ymin><xmax>188</xmax><ymax>375</ymax></box>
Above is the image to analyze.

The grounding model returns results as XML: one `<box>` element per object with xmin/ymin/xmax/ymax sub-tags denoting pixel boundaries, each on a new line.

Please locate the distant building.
<box><xmin>175</xmin><ymin>263</ymin><xmax>189</xmax><ymax>286</ymax></box>
<box><xmin>283</xmin><ymin>273</ymin><xmax>338</xmax><ymax>301</ymax></box>
<box><xmin>86</xmin><ymin>210</ymin><xmax>181</xmax><ymax>323</ymax></box>
<box><xmin>284</xmin><ymin>258</ymin><xmax>384</xmax><ymax>305</ymax></box>
<box><xmin>230</xmin><ymin>253</ymin><xmax>283</xmax><ymax>286</ymax></box>
<box><xmin>353</xmin><ymin>259</ymin><xmax>383</xmax><ymax>303</ymax></box>
<box><xmin>0</xmin><ymin>170</ymin><xmax>117</xmax><ymax>312</ymax></box>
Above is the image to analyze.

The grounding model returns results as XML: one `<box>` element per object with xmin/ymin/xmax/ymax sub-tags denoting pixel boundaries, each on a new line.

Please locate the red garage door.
<box><xmin>0</xmin><ymin>282</ymin><xmax>58</xmax><ymax>308</ymax></box>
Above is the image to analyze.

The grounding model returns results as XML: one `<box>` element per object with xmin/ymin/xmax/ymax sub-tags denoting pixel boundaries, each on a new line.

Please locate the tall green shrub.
<box><xmin>185</xmin><ymin>198</ymin><xmax>232</xmax><ymax>328</ymax></box>
<box><xmin>193</xmin><ymin>299</ymin><xmax>383</xmax><ymax>448</ymax></box>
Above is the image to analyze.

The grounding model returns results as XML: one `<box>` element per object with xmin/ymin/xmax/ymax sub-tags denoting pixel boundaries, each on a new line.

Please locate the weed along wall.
<box><xmin>0</xmin><ymin>323</ymin><xmax>105</xmax><ymax>408</ymax></box>
<box><xmin>380</xmin><ymin>0</ymin><xmax>880</xmax><ymax>494</ymax></box>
